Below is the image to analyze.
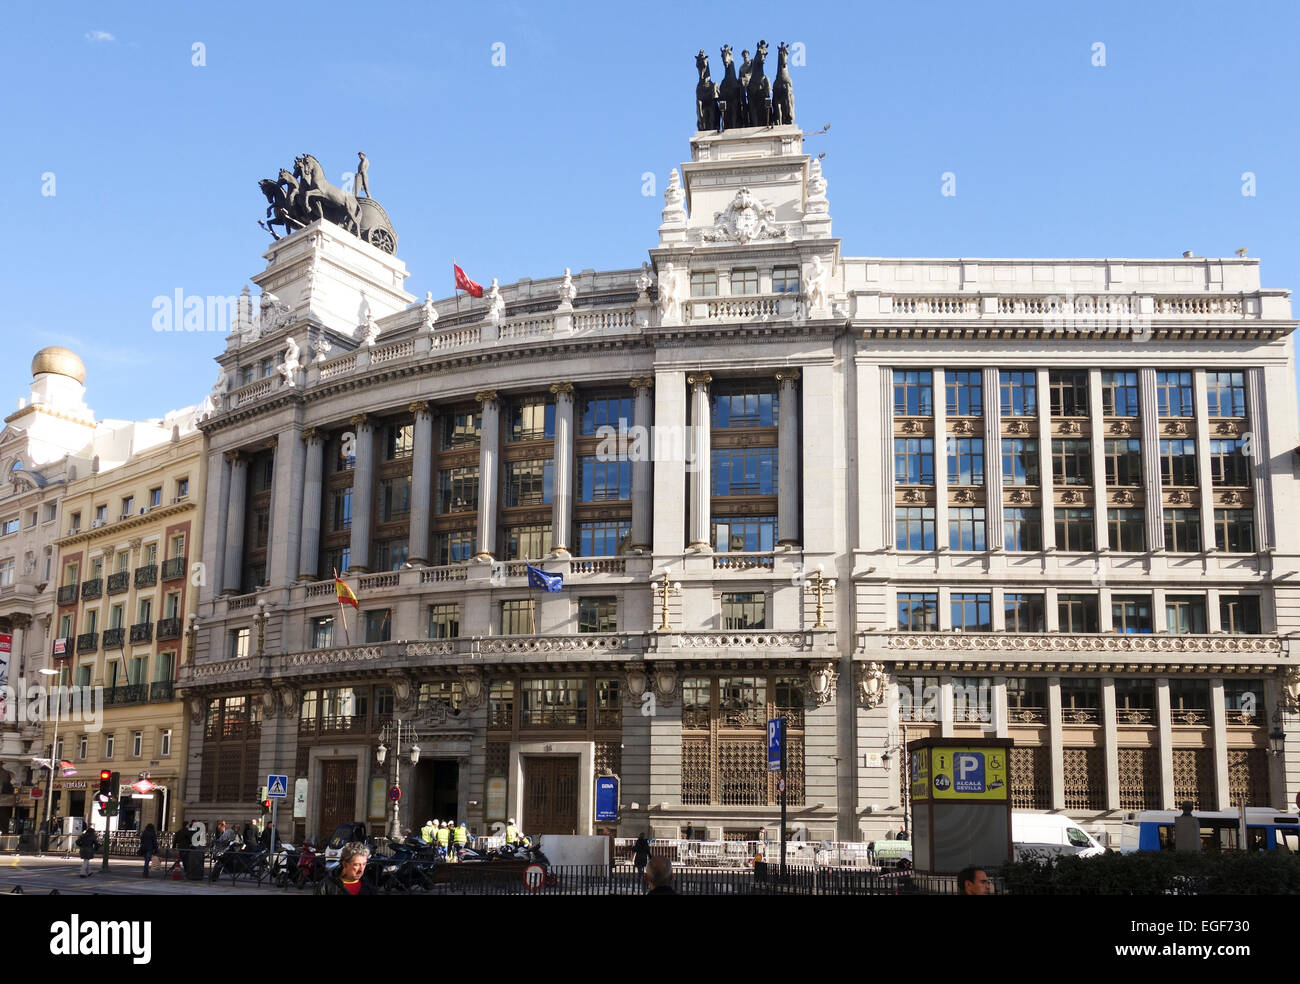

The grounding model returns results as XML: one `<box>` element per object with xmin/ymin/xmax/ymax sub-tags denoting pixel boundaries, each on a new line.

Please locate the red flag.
<box><xmin>454</xmin><ymin>262</ymin><xmax>484</xmax><ymax>298</ymax></box>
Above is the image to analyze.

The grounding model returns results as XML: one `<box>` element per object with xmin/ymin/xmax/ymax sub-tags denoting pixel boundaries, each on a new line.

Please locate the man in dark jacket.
<box><xmin>633</xmin><ymin>833</ymin><xmax>652</xmax><ymax>877</ymax></box>
<box><xmin>316</xmin><ymin>842</ymin><xmax>374</xmax><ymax>895</ymax></box>
<box><xmin>242</xmin><ymin>819</ymin><xmax>258</xmax><ymax>850</ymax></box>
<box><xmin>75</xmin><ymin>826</ymin><xmax>99</xmax><ymax>878</ymax></box>
<box><xmin>644</xmin><ymin>856</ymin><xmax>676</xmax><ymax>895</ymax></box>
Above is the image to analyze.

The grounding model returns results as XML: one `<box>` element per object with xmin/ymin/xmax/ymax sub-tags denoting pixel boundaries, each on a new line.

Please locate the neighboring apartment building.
<box><xmin>47</xmin><ymin>415</ymin><xmax>204</xmax><ymax>834</ymax></box>
<box><xmin>177</xmin><ymin>115</ymin><xmax>1300</xmax><ymax>846</ymax></box>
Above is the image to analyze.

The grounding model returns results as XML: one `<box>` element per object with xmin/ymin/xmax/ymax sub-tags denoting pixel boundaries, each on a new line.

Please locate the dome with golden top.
<box><xmin>31</xmin><ymin>347</ymin><xmax>86</xmax><ymax>385</ymax></box>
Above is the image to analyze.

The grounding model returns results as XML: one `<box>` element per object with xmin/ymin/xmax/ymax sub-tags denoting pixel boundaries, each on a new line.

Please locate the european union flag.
<box><xmin>526</xmin><ymin>564</ymin><xmax>563</xmax><ymax>592</ymax></box>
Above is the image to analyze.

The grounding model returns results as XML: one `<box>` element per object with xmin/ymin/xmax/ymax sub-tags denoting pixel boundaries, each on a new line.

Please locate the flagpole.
<box><xmin>453</xmin><ymin>257</ymin><xmax>461</xmax><ymax>317</ymax></box>
<box><xmin>527</xmin><ymin>557</ymin><xmax>537</xmax><ymax>635</ymax></box>
<box><xmin>334</xmin><ymin>568</ymin><xmax>350</xmax><ymax>647</ymax></box>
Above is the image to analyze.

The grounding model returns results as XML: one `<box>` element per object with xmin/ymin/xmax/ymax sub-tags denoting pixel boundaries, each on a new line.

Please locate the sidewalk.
<box><xmin>0</xmin><ymin>853</ymin><xmax>289</xmax><ymax>896</ymax></box>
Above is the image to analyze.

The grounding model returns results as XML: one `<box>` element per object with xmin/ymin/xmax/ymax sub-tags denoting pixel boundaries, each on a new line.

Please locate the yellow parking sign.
<box><xmin>928</xmin><ymin>746</ymin><xmax>1009</xmax><ymax>801</ymax></box>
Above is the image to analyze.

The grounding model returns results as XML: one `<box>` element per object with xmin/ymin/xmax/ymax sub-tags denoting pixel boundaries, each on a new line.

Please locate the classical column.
<box><xmin>267</xmin><ymin>431</ymin><xmax>304</xmax><ymax>590</ymax></box>
<box><xmin>776</xmin><ymin>369</ymin><xmax>801</xmax><ymax>547</ymax></box>
<box><xmin>407</xmin><ymin>402</ymin><xmax>434</xmax><ymax>566</ymax></box>
<box><xmin>474</xmin><ymin>391</ymin><xmax>501</xmax><ymax>560</ymax></box>
<box><xmin>1036</xmin><ymin>368</ymin><xmax>1059</xmax><ymax>550</ymax></box>
<box><xmin>687</xmin><ymin>372</ymin><xmax>712</xmax><ymax>550</ymax></box>
<box><xmin>982</xmin><ymin>367</ymin><xmax>1004</xmax><ymax>549</ymax></box>
<box><xmin>1210</xmin><ymin>678</ymin><xmax>1229</xmax><ymax>810</ymax></box>
<box><xmin>298</xmin><ymin>428</ymin><xmax>325</xmax><ymax>580</ymax></box>
<box><xmin>550</xmin><ymin>382</ymin><xmax>575</xmax><ymax>555</ymax></box>
<box><xmin>1088</xmin><ymin>368</ymin><xmax>1108</xmax><ymax>549</ymax></box>
<box><xmin>1048</xmin><ymin>676</ymin><xmax>1065</xmax><ymax>810</ymax></box>
<box><xmin>9</xmin><ymin>614</ymin><xmax>29</xmax><ymax>679</ymax></box>
<box><xmin>1139</xmin><ymin>368</ymin><xmax>1165</xmax><ymax>551</ymax></box>
<box><xmin>222</xmin><ymin>452</ymin><xmax>248</xmax><ymax>594</ymax></box>
<box><xmin>629</xmin><ymin>377</ymin><xmax>654</xmax><ymax>551</ymax></box>
<box><xmin>348</xmin><ymin>414</ymin><xmax>374</xmax><ymax>573</ymax></box>
<box><xmin>203</xmin><ymin>448</ymin><xmax>230</xmax><ymax>605</ymax></box>
<box><xmin>1193</xmin><ymin>372</ymin><xmax>1217</xmax><ymax>551</ymax></box>
<box><xmin>1156</xmin><ymin>678</ymin><xmax>1175</xmax><ymax>809</ymax></box>
<box><xmin>880</xmin><ymin>367</ymin><xmax>895</xmax><ymax>548</ymax></box>
<box><xmin>932</xmin><ymin>369</ymin><xmax>948</xmax><ymax>550</ymax></box>
<box><xmin>1101</xmin><ymin>676</ymin><xmax>1120</xmax><ymax>810</ymax></box>
<box><xmin>1245</xmin><ymin>368</ymin><xmax>1273</xmax><ymax>550</ymax></box>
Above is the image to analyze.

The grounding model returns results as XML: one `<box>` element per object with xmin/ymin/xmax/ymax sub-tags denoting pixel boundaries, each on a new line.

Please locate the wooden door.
<box><xmin>523</xmin><ymin>757</ymin><xmax>579</xmax><ymax>834</ymax></box>
<box><xmin>319</xmin><ymin>759</ymin><xmax>357</xmax><ymax>842</ymax></box>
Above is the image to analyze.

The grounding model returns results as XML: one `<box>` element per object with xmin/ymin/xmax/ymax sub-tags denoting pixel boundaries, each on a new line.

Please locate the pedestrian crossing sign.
<box><xmin>267</xmin><ymin>774</ymin><xmax>288</xmax><ymax>798</ymax></box>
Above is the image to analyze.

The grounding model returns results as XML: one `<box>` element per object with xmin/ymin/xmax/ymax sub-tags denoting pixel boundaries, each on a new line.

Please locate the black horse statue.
<box><xmin>719</xmin><ymin>45</ymin><xmax>745</xmax><ymax>130</ymax></box>
<box><xmin>746</xmin><ymin>40</ymin><xmax>772</xmax><ymax>127</ymax></box>
<box><xmin>695</xmin><ymin>49</ymin><xmax>719</xmax><ymax>131</ymax></box>
<box><xmin>771</xmin><ymin>41</ymin><xmax>795</xmax><ymax>125</ymax></box>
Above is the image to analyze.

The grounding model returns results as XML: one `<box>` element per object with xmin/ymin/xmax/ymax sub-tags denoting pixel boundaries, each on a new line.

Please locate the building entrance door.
<box><xmin>319</xmin><ymin>759</ymin><xmax>357</xmax><ymax>842</ymax></box>
<box><xmin>523</xmin><ymin>756</ymin><xmax>578</xmax><ymax>835</ymax></box>
<box><xmin>414</xmin><ymin>759</ymin><xmax>460</xmax><ymax>823</ymax></box>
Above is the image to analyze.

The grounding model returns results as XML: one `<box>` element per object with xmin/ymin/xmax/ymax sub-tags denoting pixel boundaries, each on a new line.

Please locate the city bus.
<box><xmin>1119</xmin><ymin>809</ymin><xmax>1300</xmax><ymax>853</ymax></box>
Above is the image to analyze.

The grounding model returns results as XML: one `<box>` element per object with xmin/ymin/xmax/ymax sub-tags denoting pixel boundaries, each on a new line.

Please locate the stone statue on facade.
<box><xmin>771</xmin><ymin>41</ymin><xmax>795</xmax><ymax>125</ymax></box>
<box><xmin>557</xmin><ymin>267</ymin><xmax>577</xmax><ymax>308</ymax></box>
<box><xmin>718</xmin><ymin>45</ymin><xmax>745</xmax><ymax>130</ymax></box>
<box><xmin>738</xmin><ymin>49</ymin><xmax>754</xmax><ymax>124</ymax></box>
<box><xmin>209</xmin><ymin>367</ymin><xmax>229</xmax><ymax>408</ymax></box>
<box><xmin>856</xmin><ymin>662</ymin><xmax>887</xmax><ymax>708</ymax></box>
<box><xmin>695</xmin><ymin>50</ymin><xmax>719</xmax><ymax>131</ymax></box>
<box><xmin>805</xmin><ymin>156</ymin><xmax>829</xmax><ymax>214</ymax></box>
<box><xmin>486</xmin><ymin>278</ymin><xmax>505</xmax><ymax>323</ymax></box>
<box><xmin>656</xmin><ymin>262</ymin><xmax>685</xmax><ymax>323</ymax></box>
<box><xmin>746</xmin><ymin>41</ymin><xmax>772</xmax><ymax>126</ymax></box>
<box><xmin>1286</xmin><ymin>667</ymin><xmax>1300</xmax><ymax>712</ymax></box>
<box><xmin>311</xmin><ymin>333</ymin><xmax>333</xmax><ymax>364</ymax></box>
<box><xmin>356</xmin><ymin>151</ymin><xmax>370</xmax><ymax>198</ymax></box>
<box><xmin>421</xmin><ymin>290</ymin><xmax>438</xmax><ymax>331</ymax></box>
<box><xmin>361</xmin><ymin>308</ymin><xmax>380</xmax><ymax>347</ymax></box>
<box><xmin>277</xmin><ymin>336</ymin><xmax>301</xmax><ymax>386</ymax></box>
<box><xmin>808</xmin><ymin>662</ymin><xmax>838</xmax><ymax>706</ymax></box>
<box><xmin>807</xmin><ymin>254</ymin><xmax>831</xmax><ymax>312</ymax></box>
<box><xmin>635</xmin><ymin>262</ymin><xmax>654</xmax><ymax>298</ymax></box>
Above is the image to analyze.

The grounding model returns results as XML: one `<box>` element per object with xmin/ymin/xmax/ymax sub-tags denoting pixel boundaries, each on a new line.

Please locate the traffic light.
<box><xmin>108</xmin><ymin>771</ymin><xmax>120</xmax><ymax>801</ymax></box>
<box><xmin>98</xmin><ymin>770</ymin><xmax>112</xmax><ymax>798</ymax></box>
<box><xmin>259</xmin><ymin>785</ymin><xmax>270</xmax><ymax>812</ymax></box>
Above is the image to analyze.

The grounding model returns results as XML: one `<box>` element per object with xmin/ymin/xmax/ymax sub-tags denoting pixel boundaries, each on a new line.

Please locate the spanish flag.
<box><xmin>335</xmin><ymin>575</ymin><xmax>359</xmax><ymax>609</ymax></box>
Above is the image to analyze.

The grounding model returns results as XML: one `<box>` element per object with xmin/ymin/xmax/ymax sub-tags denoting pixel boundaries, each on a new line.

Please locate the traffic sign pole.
<box><xmin>779</xmin><ymin>715</ymin><xmax>787</xmax><ymax>882</ymax></box>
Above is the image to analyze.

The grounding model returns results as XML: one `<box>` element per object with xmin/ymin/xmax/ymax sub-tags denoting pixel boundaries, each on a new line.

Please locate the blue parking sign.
<box><xmin>767</xmin><ymin>718</ymin><xmax>784</xmax><ymax>772</ymax></box>
<box><xmin>952</xmin><ymin>753</ymin><xmax>986</xmax><ymax>794</ymax></box>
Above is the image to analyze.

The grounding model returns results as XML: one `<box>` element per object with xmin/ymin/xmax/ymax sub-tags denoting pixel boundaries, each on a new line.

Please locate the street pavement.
<box><xmin>0</xmin><ymin>853</ymin><xmax>290</xmax><ymax>896</ymax></box>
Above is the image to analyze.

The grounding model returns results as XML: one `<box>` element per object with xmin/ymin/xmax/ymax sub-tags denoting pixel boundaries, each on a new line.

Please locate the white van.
<box><xmin>1012</xmin><ymin>812</ymin><xmax>1106</xmax><ymax>859</ymax></box>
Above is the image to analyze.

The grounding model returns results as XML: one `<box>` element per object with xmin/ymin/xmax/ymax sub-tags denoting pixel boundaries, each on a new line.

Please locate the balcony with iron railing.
<box><xmin>156</xmin><ymin>616</ymin><xmax>182</xmax><ymax>642</ymax></box>
<box><xmin>150</xmin><ymin>681</ymin><xmax>175</xmax><ymax>702</ymax></box>
<box><xmin>57</xmin><ymin>584</ymin><xmax>78</xmax><ymax>606</ymax></box>
<box><xmin>106</xmin><ymin>684</ymin><xmax>148</xmax><ymax>706</ymax></box>
<box><xmin>161</xmin><ymin>556</ymin><xmax>187</xmax><ymax>581</ymax></box>
<box><xmin>80</xmin><ymin>578</ymin><xmax>102</xmax><ymax>601</ymax></box>
<box><xmin>129</xmin><ymin>622</ymin><xmax>153</xmax><ymax>644</ymax></box>
<box><xmin>1171</xmin><ymin>707</ymin><xmax>1210</xmax><ymax>726</ymax></box>
<box><xmin>134</xmin><ymin>565</ymin><xmax>158</xmax><ymax>589</ymax></box>
<box><xmin>102</xmin><ymin>627</ymin><xmax>125</xmax><ymax>649</ymax></box>
<box><xmin>76</xmin><ymin>632</ymin><xmax>98</xmax><ymax>654</ymax></box>
<box><xmin>107</xmin><ymin>571</ymin><xmax>130</xmax><ymax>595</ymax></box>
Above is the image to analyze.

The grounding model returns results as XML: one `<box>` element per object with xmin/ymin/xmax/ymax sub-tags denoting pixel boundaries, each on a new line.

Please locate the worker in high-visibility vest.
<box><xmin>436</xmin><ymin>820</ymin><xmax>451</xmax><ymax>858</ymax></box>
<box><xmin>505</xmin><ymin>818</ymin><xmax>519</xmax><ymax>845</ymax></box>
<box><xmin>420</xmin><ymin>820</ymin><xmax>437</xmax><ymax>845</ymax></box>
<box><xmin>453</xmin><ymin>821</ymin><xmax>469</xmax><ymax>858</ymax></box>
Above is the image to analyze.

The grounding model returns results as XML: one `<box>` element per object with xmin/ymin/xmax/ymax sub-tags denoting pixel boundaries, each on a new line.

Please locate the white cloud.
<box><xmin>84</xmin><ymin>30</ymin><xmax>116</xmax><ymax>43</ymax></box>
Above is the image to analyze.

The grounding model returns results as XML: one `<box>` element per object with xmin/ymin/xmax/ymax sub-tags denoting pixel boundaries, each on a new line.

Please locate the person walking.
<box><xmin>139</xmin><ymin>823</ymin><xmax>158</xmax><ymax>878</ymax></box>
<box><xmin>75</xmin><ymin>825</ymin><xmax>99</xmax><ymax>878</ymax></box>
<box><xmin>453</xmin><ymin>821</ymin><xmax>469</xmax><ymax>858</ymax></box>
<box><xmin>633</xmin><ymin>833</ymin><xmax>651</xmax><ymax>877</ymax></box>
<box><xmin>315</xmin><ymin>842</ymin><xmax>374</xmax><ymax>896</ymax></box>
<box><xmin>242</xmin><ymin>818</ymin><xmax>258</xmax><ymax>851</ymax></box>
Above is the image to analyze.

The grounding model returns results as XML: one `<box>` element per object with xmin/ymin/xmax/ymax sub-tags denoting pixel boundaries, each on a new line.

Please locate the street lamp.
<box><xmin>804</xmin><ymin>565</ymin><xmax>838</xmax><ymax>630</ymax></box>
<box><xmin>38</xmin><ymin>667</ymin><xmax>61</xmax><ymax>853</ymax></box>
<box><xmin>1270</xmin><ymin>703</ymin><xmax>1286</xmax><ymax>758</ymax></box>
<box><xmin>253</xmin><ymin>600</ymin><xmax>270</xmax><ymax>657</ymax></box>
<box><xmin>653</xmin><ymin>575</ymin><xmax>681</xmax><ymax>632</ymax></box>
<box><xmin>376</xmin><ymin>719</ymin><xmax>422</xmax><ymax>842</ymax></box>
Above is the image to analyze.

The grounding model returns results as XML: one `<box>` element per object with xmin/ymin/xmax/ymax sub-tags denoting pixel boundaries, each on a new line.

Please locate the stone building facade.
<box><xmin>178</xmin><ymin>122</ymin><xmax>1300</xmax><ymax>845</ymax></box>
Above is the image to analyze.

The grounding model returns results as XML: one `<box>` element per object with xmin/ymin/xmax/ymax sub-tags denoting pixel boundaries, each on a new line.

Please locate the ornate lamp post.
<box><xmin>376</xmin><ymin>719</ymin><xmax>422</xmax><ymax>842</ymax></box>
<box><xmin>38</xmin><ymin>666</ymin><xmax>61</xmax><ymax>853</ymax></box>
<box><xmin>253</xmin><ymin>600</ymin><xmax>271</xmax><ymax>657</ymax></box>
<box><xmin>185</xmin><ymin>613</ymin><xmax>199</xmax><ymax>664</ymax></box>
<box><xmin>804</xmin><ymin>565</ymin><xmax>837</xmax><ymax>630</ymax></box>
<box><xmin>653</xmin><ymin>575</ymin><xmax>682</xmax><ymax>632</ymax></box>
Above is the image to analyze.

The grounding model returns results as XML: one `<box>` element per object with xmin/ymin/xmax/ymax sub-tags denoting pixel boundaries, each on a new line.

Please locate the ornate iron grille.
<box><xmin>1172</xmin><ymin>748</ymin><xmax>1215</xmax><ymax>809</ymax></box>
<box><xmin>1118</xmin><ymin>747</ymin><xmax>1161</xmax><ymax>811</ymax></box>
<box><xmin>1010</xmin><ymin>745</ymin><xmax>1050</xmax><ymax>810</ymax></box>
<box><xmin>1227</xmin><ymin>748</ymin><xmax>1270</xmax><ymax>807</ymax></box>
<box><xmin>682</xmin><ymin>739</ymin><xmax>710</xmax><ymax>806</ymax></box>
<box><xmin>1062</xmin><ymin>746</ymin><xmax>1105</xmax><ymax>810</ymax></box>
<box><xmin>595</xmin><ymin>740</ymin><xmax>621</xmax><ymax>777</ymax></box>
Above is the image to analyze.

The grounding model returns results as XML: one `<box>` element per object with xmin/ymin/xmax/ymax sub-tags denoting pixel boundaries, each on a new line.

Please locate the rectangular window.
<box><xmin>1112</xmin><ymin>594</ymin><xmax>1153</xmax><ymax>634</ymax></box>
<box><xmin>78</xmin><ymin>734</ymin><xmax>87</xmax><ymax>760</ymax></box>
<box><xmin>895</xmin><ymin>438</ymin><xmax>935</xmax><ymax>485</ymax></box>
<box><xmin>711</xmin><ymin>388</ymin><xmax>778</xmax><ymax>429</ymax></box>
<box><xmin>1108</xmin><ymin>508</ymin><xmax>1146</xmax><ymax>552</ymax></box>
<box><xmin>947</xmin><ymin>438</ymin><xmax>985</xmax><ymax>486</ymax></box>
<box><xmin>0</xmin><ymin>559</ymin><xmax>12</xmax><ymax>587</ymax></box>
<box><xmin>441</xmin><ymin>410</ymin><xmax>482</xmax><ymax>449</ymax></box>
<box><xmin>104</xmin><ymin>735</ymin><xmax>114</xmax><ymax>759</ymax></box>
<box><xmin>711</xmin><ymin>517</ymin><xmax>776</xmax><ymax>553</ymax></box>
<box><xmin>1156</xmin><ymin>371</ymin><xmax>1195</xmax><ymax>417</ymax></box>
<box><xmin>948</xmin><ymin>507</ymin><xmax>986</xmax><ymax>551</ymax></box>
<box><xmin>579</xmin><ymin>457</ymin><xmax>632</xmax><ymax>501</ymax></box>
<box><xmin>428</xmin><ymin>603</ymin><xmax>460</xmax><ymax>639</ymax></box>
<box><xmin>1206</xmin><ymin>371</ymin><xmax>1247</xmax><ymax>418</ymax></box>
<box><xmin>1209</xmin><ymin>440</ymin><xmax>1250</xmax><ymax>487</ymax></box>
<box><xmin>1159</xmin><ymin>439</ymin><xmax>1198</xmax><ymax>487</ymax></box>
<box><xmin>1003</xmin><ymin>508</ymin><xmax>1042</xmax><ymax>551</ymax></box>
<box><xmin>375</xmin><ymin>538</ymin><xmax>408</xmax><ymax>571</ymax></box>
<box><xmin>1224</xmin><ymin>679</ymin><xmax>1263</xmax><ymax>715</ymax></box>
<box><xmin>1006</xmin><ymin>677</ymin><xmax>1047</xmax><ymax>712</ymax></box>
<box><xmin>896</xmin><ymin>507</ymin><xmax>936</xmax><ymax>551</ymax></box>
<box><xmin>229</xmin><ymin>627</ymin><xmax>250</xmax><ymax>659</ymax></box>
<box><xmin>437</xmin><ymin>467</ymin><xmax>479</xmax><ymax>513</ymax></box>
<box><xmin>772</xmin><ymin>266</ymin><xmax>799</xmax><ymax>293</ymax></box>
<box><xmin>378</xmin><ymin>476</ymin><xmax>411</xmax><ymax>522</ymax></box>
<box><xmin>132</xmin><ymin>732</ymin><xmax>143</xmax><ymax>757</ymax></box>
<box><xmin>310</xmin><ymin>610</ymin><xmax>335</xmax><ymax>649</ymax></box>
<box><xmin>1061</xmin><ymin>678</ymin><xmax>1100</xmax><ymax>710</ymax></box>
<box><xmin>44</xmin><ymin>503</ymin><xmax>57</xmax><ymax>523</ymax></box>
<box><xmin>1115</xmin><ymin>678</ymin><xmax>1154</xmax><ymax>712</ymax></box>
<box><xmin>504</xmin><ymin>524</ymin><xmax>552</xmax><ymax>560</ymax></box>
<box><xmin>434</xmin><ymin>529</ymin><xmax>475</xmax><ymax>566</ymax></box>
<box><xmin>1166</xmin><ymin>595</ymin><xmax>1207</xmax><ymax>634</ymax></box>
<box><xmin>950</xmin><ymin>593</ymin><xmax>993</xmax><ymax>632</ymax></box>
<box><xmin>721</xmin><ymin>592</ymin><xmax>766</xmax><ymax>630</ymax></box>
<box><xmin>322</xmin><ymin>546</ymin><xmax>351</xmax><ymax>579</ymax></box>
<box><xmin>577</xmin><ymin>521</ymin><xmax>630</xmax><ymax>557</ymax></box>
<box><xmin>731</xmin><ymin>268</ymin><xmax>758</xmax><ymax>295</ymax></box>
<box><xmin>580</xmin><ymin>397</ymin><xmax>633</xmax><ymax>436</ymax></box>
<box><xmin>384</xmin><ymin>423</ymin><xmax>414</xmax><ymax>460</ymax></box>
<box><xmin>999</xmin><ymin>370</ymin><xmax>1037</xmax><ymax>417</ymax></box>
<box><xmin>120</xmin><ymin>496</ymin><xmax>134</xmax><ymax>519</ymax></box>
<box><xmin>175</xmin><ymin>477</ymin><xmax>190</xmax><ymax>500</ymax></box>
<box><xmin>1104</xmin><ymin>439</ymin><xmax>1142</xmax><ymax>486</ymax></box>
<box><xmin>330</xmin><ymin>488</ymin><xmax>353</xmax><ymax>532</ymax></box>
<box><xmin>711</xmin><ymin>449</ymin><xmax>778</xmax><ymax>495</ymax></box>
<box><xmin>500</xmin><ymin>599</ymin><xmax>536</xmax><ymax>635</ymax></box>
<box><xmin>520</xmin><ymin>678</ymin><xmax>588</xmax><ymax>728</ymax></box>
<box><xmin>1049</xmin><ymin>371</ymin><xmax>1089</xmax><ymax>417</ymax></box>
<box><xmin>1004</xmin><ymin>593</ymin><xmax>1046</xmax><ymax>632</ymax></box>
<box><xmin>690</xmin><ymin>271</ymin><xmax>718</xmax><ymax>297</ymax></box>
<box><xmin>1101</xmin><ymin>371</ymin><xmax>1139</xmax><ymax>417</ymax></box>
<box><xmin>1170</xmin><ymin>679</ymin><xmax>1210</xmax><ymax>712</ymax></box>
<box><xmin>155</xmin><ymin>651</ymin><xmax>176</xmax><ymax>683</ymax></box>
<box><xmin>1058</xmin><ymin>594</ymin><xmax>1100</xmax><ymax>632</ymax></box>
<box><xmin>1001</xmin><ymin>439</ymin><xmax>1039</xmax><ymax>486</ymax></box>
<box><xmin>1163</xmin><ymin>508</ymin><xmax>1202</xmax><ymax>553</ymax></box>
<box><xmin>945</xmin><ymin>370</ymin><xmax>983</xmax><ymax>417</ymax></box>
<box><xmin>364</xmin><ymin>609</ymin><xmax>392</xmax><ymax>643</ymax></box>
<box><xmin>1052</xmin><ymin>439</ymin><xmax>1092</xmax><ymax>486</ymax></box>
<box><xmin>897</xmin><ymin>592</ymin><xmax>939</xmax><ymax>631</ymax></box>
<box><xmin>578</xmin><ymin>596</ymin><xmax>618</xmax><ymax>633</ymax></box>
<box><xmin>148</xmin><ymin>487</ymin><xmax>162</xmax><ymax>508</ymax></box>
<box><xmin>1219</xmin><ymin>594</ymin><xmax>1261</xmax><ymax>634</ymax></box>
<box><xmin>893</xmin><ymin>370</ymin><xmax>933</xmax><ymax>417</ymax></box>
<box><xmin>160</xmin><ymin>729</ymin><xmax>172</xmax><ymax>757</ymax></box>
<box><xmin>1214</xmin><ymin>509</ymin><xmax>1255</xmax><ymax>553</ymax></box>
<box><xmin>505</xmin><ymin>459</ymin><xmax>554</xmax><ymax>506</ymax></box>
<box><xmin>510</xmin><ymin>399</ymin><xmax>555</xmax><ymax>442</ymax></box>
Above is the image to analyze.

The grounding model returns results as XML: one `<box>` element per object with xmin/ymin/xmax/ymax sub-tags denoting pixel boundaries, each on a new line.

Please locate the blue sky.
<box><xmin>1</xmin><ymin>0</ymin><xmax>1297</xmax><ymax>421</ymax></box>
